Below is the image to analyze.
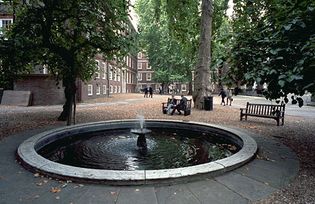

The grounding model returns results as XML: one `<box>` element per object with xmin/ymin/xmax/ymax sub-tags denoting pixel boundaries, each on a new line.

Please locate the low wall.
<box><xmin>1</xmin><ymin>90</ymin><xmax>32</xmax><ymax>106</ymax></box>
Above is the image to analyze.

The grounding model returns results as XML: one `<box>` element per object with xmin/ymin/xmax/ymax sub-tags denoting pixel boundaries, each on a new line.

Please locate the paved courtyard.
<box><xmin>0</xmin><ymin>93</ymin><xmax>314</xmax><ymax>203</ymax></box>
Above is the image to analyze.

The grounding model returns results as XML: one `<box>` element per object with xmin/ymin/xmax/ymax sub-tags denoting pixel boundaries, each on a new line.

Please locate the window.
<box><xmin>147</xmin><ymin>65</ymin><xmax>151</xmax><ymax>70</ymax></box>
<box><xmin>1</xmin><ymin>19</ymin><xmax>13</xmax><ymax>29</ymax></box>
<box><xmin>128</xmin><ymin>57</ymin><xmax>131</xmax><ymax>67</ymax></box>
<box><xmin>126</xmin><ymin>72</ymin><xmax>129</xmax><ymax>83</ymax></box>
<box><xmin>181</xmin><ymin>84</ymin><xmax>187</xmax><ymax>92</ymax></box>
<box><xmin>146</xmin><ymin>73</ymin><xmax>152</xmax><ymax>81</ymax></box>
<box><xmin>109</xmin><ymin>65</ymin><xmax>113</xmax><ymax>80</ymax></box>
<box><xmin>0</xmin><ymin>19</ymin><xmax>13</xmax><ymax>34</ymax></box>
<box><xmin>143</xmin><ymin>62</ymin><xmax>148</xmax><ymax>69</ymax></box>
<box><xmin>138</xmin><ymin>62</ymin><xmax>142</xmax><ymax>69</ymax></box>
<box><xmin>126</xmin><ymin>56</ymin><xmax>129</xmax><ymax>67</ymax></box>
<box><xmin>137</xmin><ymin>53</ymin><xmax>142</xmax><ymax>59</ymax></box>
<box><xmin>95</xmin><ymin>60</ymin><xmax>100</xmax><ymax>79</ymax></box>
<box><xmin>114</xmin><ymin>86</ymin><xmax>117</xmax><ymax>93</ymax></box>
<box><xmin>96</xmin><ymin>85</ymin><xmax>101</xmax><ymax>95</ymax></box>
<box><xmin>88</xmin><ymin>84</ymin><xmax>93</xmax><ymax>96</ymax></box>
<box><xmin>118</xmin><ymin>86</ymin><xmax>121</xmax><ymax>93</ymax></box>
<box><xmin>102</xmin><ymin>62</ymin><xmax>107</xmax><ymax>79</ymax></box>
<box><xmin>103</xmin><ymin>85</ymin><xmax>107</xmax><ymax>95</ymax></box>
<box><xmin>117</xmin><ymin>69</ymin><xmax>121</xmax><ymax>82</ymax></box>
<box><xmin>137</xmin><ymin>73</ymin><xmax>142</xmax><ymax>81</ymax></box>
<box><xmin>110</xmin><ymin>85</ymin><xmax>113</xmax><ymax>93</ymax></box>
<box><xmin>113</xmin><ymin>67</ymin><xmax>117</xmax><ymax>81</ymax></box>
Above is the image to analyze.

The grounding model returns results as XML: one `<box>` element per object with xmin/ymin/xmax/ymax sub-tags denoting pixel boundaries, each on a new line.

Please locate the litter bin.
<box><xmin>204</xmin><ymin>96</ymin><xmax>213</xmax><ymax>111</ymax></box>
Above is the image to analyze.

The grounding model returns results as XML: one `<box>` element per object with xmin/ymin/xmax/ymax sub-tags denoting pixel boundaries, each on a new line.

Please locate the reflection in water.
<box><xmin>38</xmin><ymin>128</ymin><xmax>239</xmax><ymax>170</ymax></box>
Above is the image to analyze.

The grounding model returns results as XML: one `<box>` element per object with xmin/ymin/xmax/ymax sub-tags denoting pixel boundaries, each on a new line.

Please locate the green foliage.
<box><xmin>136</xmin><ymin>0</ymin><xmax>194</xmax><ymax>85</ymax></box>
<box><xmin>0</xmin><ymin>0</ymin><xmax>134</xmax><ymax>85</ymax></box>
<box><xmin>230</xmin><ymin>0</ymin><xmax>315</xmax><ymax>101</ymax></box>
<box><xmin>136</xmin><ymin>0</ymin><xmax>231</xmax><ymax>92</ymax></box>
<box><xmin>0</xmin><ymin>0</ymin><xmax>135</xmax><ymax>123</ymax></box>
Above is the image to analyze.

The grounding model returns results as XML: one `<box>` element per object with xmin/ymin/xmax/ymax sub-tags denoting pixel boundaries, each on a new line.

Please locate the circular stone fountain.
<box><xmin>17</xmin><ymin>119</ymin><xmax>257</xmax><ymax>184</ymax></box>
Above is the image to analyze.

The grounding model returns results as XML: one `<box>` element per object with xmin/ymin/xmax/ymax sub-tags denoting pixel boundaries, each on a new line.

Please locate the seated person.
<box><xmin>166</xmin><ymin>94</ymin><xmax>177</xmax><ymax>114</ymax></box>
<box><xmin>171</xmin><ymin>95</ymin><xmax>187</xmax><ymax>115</ymax></box>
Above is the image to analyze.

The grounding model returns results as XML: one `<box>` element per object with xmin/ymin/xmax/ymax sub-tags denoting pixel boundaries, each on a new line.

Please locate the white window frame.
<box><xmin>117</xmin><ymin>69</ymin><xmax>121</xmax><ymax>82</ymax></box>
<box><xmin>138</xmin><ymin>62</ymin><xmax>142</xmax><ymax>69</ymax></box>
<box><xmin>110</xmin><ymin>85</ymin><xmax>113</xmax><ymax>93</ymax></box>
<box><xmin>109</xmin><ymin>65</ymin><xmax>113</xmax><ymax>80</ymax></box>
<box><xmin>137</xmin><ymin>73</ymin><xmax>142</xmax><ymax>81</ymax></box>
<box><xmin>126</xmin><ymin>56</ymin><xmax>129</xmax><ymax>67</ymax></box>
<box><xmin>102</xmin><ymin>62</ymin><xmax>107</xmax><ymax>79</ymax></box>
<box><xmin>0</xmin><ymin>19</ymin><xmax>13</xmax><ymax>35</ymax></box>
<box><xmin>103</xmin><ymin>85</ymin><xmax>107</xmax><ymax>95</ymax></box>
<box><xmin>96</xmin><ymin>85</ymin><xmax>101</xmax><ymax>95</ymax></box>
<box><xmin>88</xmin><ymin>84</ymin><xmax>93</xmax><ymax>96</ymax></box>
<box><xmin>113</xmin><ymin>67</ymin><xmax>117</xmax><ymax>81</ymax></box>
<box><xmin>146</xmin><ymin>73</ymin><xmax>152</xmax><ymax>81</ymax></box>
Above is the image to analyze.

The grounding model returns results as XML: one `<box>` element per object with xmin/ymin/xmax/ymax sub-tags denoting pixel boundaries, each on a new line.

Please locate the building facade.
<box><xmin>0</xmin><ymin>1</ymin><xmax>13</xmax><ymax>35</ymax></box>
<box><xmin>136</xmin><ymin>52</ymin><xmax>191</xmax><ymax>96</ymax></box>
<box><xmin>137</xmin><ymin>52</ymin><xmax>160</xmax><ymax>93</ymax></box>
<box><xmin>1</xmin><ymin>1</ymin><xmax>138</xmax><ymax>105</ymax></box>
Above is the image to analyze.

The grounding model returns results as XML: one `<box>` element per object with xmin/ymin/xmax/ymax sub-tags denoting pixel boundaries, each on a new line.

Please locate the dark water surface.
<box><xmin>38</xmin><ymin>128</ymin><xmax>239</xmax><ymax>170</ymax></box>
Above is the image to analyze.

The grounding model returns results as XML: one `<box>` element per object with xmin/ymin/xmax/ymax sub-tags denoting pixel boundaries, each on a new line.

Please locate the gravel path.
<box><xmin>0</xmin><ymin>93</ymin><xmax>314</xmax><ymax>203</ymax></box>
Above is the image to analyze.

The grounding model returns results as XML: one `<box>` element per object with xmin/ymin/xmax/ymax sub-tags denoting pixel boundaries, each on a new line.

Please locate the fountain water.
<box><xmin>130</xmin><ymin>115</ymin><xmax>151</xmax><ymax>152</ymax></box>
<box><xmin>17</xmin><ymin>119</ymin><xmax>257</xmax><ymax>184</ymax></box>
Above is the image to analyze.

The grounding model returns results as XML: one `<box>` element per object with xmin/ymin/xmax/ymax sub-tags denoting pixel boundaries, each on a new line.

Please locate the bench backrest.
<box><xmin>166</xmin><ymin>98</ymin><xmax>192</xmax><ymax>110</ymax></box>
<box><xmin>246</xmin><ymin>102</ymin><xmax>285</xmax><ymax>116</ymax></box>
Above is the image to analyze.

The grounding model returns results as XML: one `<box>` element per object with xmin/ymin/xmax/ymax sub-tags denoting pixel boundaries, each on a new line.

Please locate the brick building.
<box><xmin>1</xmin><ymin>1</ymin><xmax>138</xmax><ymax>105</ymax></box>
<box><xmin>137</xmin><ymin>52</ymin><xmax>160</xmax><ymax>93</ymax></box>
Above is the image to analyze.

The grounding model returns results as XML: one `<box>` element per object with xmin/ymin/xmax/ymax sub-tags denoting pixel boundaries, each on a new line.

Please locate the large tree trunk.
<box><xmin>192</xmin><ymin>0</ymin><xmax>213</xmax><ymax>109</ymax></box>
<box><xmin>58</xmin><ymin>78</ymin><xmax>76</xmax><ymax>125</ymax></box>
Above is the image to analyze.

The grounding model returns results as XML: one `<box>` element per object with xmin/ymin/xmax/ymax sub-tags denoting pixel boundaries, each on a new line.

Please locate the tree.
<box><xmin>0</xmin><ymin>0</ymin><xmax>135</xmax><ymax>124</ymax></box>
<box><xmin>230</xmin><ymin>0</ymin><xmax>315</xmax><ymax>106</ymax></box>
<box><xmin>137</xmin><ymin>0</ymin><xmax>230</xmax><ymax>108</ymax></box>
<box><xmin>192</xmin><ymin>0</ymin><xmax>213</xmax><ymax>109</ymax></box>
<box><xmin>135</xmin><ymin>0</ymin><xmax>195</xmax><ymax>92</ymax></box>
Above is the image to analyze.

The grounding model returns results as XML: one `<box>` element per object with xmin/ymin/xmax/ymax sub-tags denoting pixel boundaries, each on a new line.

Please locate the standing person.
<box><xmin>171</xmin><ymin>95</ymin><xmax>187</xmax><ymax>115</ymax></box>
<box><xmin>218</xmin><ymin>88</ymin><xmax>227</xmax><ymax>106</ymax></box>
<box><xmin>144</xmin><ymin>87</ymin><xmax>148</xmax><ymax>98</ymax></box>
<box><xmin>159</xmin><ymin>85</ymin><xmax>162</xmax><ymax>94</ymax></box>
<box><xmin>149</xmin><ymin>87</ymin><xmax>153</xmax><ymax>98</ymax></box>
<box><xmin>226</xmin><ymin>88</ymin><xmax>233</xmax><ymax>106</ymax></box>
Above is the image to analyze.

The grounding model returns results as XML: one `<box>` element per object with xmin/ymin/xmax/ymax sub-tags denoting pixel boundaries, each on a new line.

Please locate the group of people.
<box><xmin>166</xmin><ymin>94</ymin><xmax>187</xmax><ymax>115</ymax></box>
<box><xmin>143</xmin><ymin>87</ymin><xmax>153</xmax><ymax>98</ymax></box>
<box><xmin>219</xmin><ymin>88</ymin><xmax>233</xmax><ymax>106</ymax></box>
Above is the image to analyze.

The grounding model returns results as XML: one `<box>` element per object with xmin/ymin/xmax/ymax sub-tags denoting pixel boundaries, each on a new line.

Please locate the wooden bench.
<box><xmin>162</xmin><ymin>98</ymin><xmax>192</xmax><ymax>116</ymax></box>
<box><xmin>240</xmin><ymin>102</ymin><xmax>285</xmax><ymax>126</ymax></box>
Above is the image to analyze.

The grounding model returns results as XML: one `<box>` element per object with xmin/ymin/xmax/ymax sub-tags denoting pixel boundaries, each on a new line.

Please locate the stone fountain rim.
<box><xmin>17</xmin><ymin>119</ymin><xmax>257</xmax><ymax>184</ymax></box>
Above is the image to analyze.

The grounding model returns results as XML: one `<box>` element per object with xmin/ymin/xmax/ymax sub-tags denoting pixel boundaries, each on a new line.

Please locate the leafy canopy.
<box><xmin>230</xmin><ymin>0</ymin><xmax>315</xmax><ymax>103</ymax></box>
<box><xmin>0</xmin><ymin>0</ymin><xmax>135</xmax><ymax>86</ymax></box>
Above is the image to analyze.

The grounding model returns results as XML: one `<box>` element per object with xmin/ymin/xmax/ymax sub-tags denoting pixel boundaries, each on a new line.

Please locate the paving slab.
<box><xmin>235</xmin><ymin>158</ymin><xmax>299</xmax><ymax>189</ymax></box>
<box><xmin>155</xmin><ymin>184</ymin><xmax>201</xmax><ymax>204</ymax></box>
<box><xmin>116</xmin><ymin>186</ymin><xmax>158</xmax><ymax>204</ymax></box>
<box><xmin>215</xmin><ymin>171</ymin><xmax>277</xmax><ymax>201</ymax></box>
<box><xmin>187</xmin><ymin>179</ymin><xmax>249</xmax><ymax>204</ymax></box>
<box><xmin>0</xmin><ymin>122</ymin><xmax>299</xmax><ymax>204</ymax></box>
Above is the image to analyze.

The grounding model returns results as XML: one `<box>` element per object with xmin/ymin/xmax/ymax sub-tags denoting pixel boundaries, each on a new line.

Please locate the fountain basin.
<box><xmin>17</xmin><ymin>120</ymin><xmax>257</xmax><ymax>184</ymax></box>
